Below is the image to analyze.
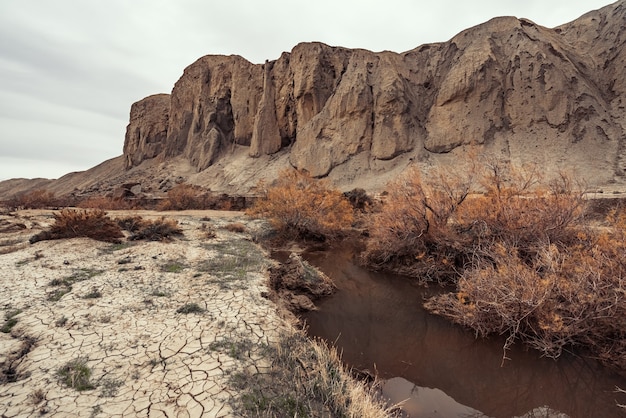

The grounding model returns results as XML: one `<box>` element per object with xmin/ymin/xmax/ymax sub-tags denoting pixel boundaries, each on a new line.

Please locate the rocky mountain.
<box><xmin>2</xmin><ymin>1</ymin><xmax>625</xmax><ymax>200</ymax></box>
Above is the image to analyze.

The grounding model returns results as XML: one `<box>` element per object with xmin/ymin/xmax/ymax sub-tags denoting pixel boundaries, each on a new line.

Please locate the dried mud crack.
<box><xmin>0</xmin><ymin>210</ymin><xmax>392</xmax><ymax>417</ymax></box>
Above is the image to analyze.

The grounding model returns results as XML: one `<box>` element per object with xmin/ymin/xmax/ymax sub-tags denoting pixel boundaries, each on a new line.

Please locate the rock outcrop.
<box><xmin>119</xmin><ymin>0</ymin><xmax>626</xmax><ymax>190</ymax></box>
<box><xmin>3</xmin><ymin>2</ymin><xmax>625</xmax><ymax>200</ymax></box>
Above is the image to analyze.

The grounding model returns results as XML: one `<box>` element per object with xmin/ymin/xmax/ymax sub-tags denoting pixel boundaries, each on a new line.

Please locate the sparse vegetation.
<box><xmin>161</xmin><ymin>260</ymin><xmax>186</xmax><ymax>273</ymax></box>
<box><xmin>247</xmin><ymin>169</ymin><xmax>354</xmax><ymax>241</ymax></box>
<box><xmin>77</xmin><ymin>195</ymin><xmax>136</xmax><ymax>210</ymax></box>
<box><xmin>128</xmin><ymin>217</ymin><xmax>183</xmax><ymax>241</ymax></box>
<box><xmin>229</xmin><ymin>330</ymin><xmax>391</xmax><ymax>417</ymax></box>
<box><xmin>30</xmin><ymin>209</ymin><xmax>124</xmax><ymax>244</ymax></box>
<box><xmin>5</xmin><ymin>189</ymin><xmax>57</xmax><ymax>210</ymax></box>
<box><xmin>223</xmin><ymin>222</ymin><xmax>246</xmax><ymax>233</ymax></box>
<box><xmin>176</xmin><ymin>303</ymin><xmax>204</xmax><ymax>314</ymax></box>
<box><xmin>1</xmin><ymin>309</ymin><xmax>22</xmax><ymax>333</ymax></box>
<box><xmin>57</xmin><ymin>358</ymin><xmax>95</xmax><ymax>391</ymax></box>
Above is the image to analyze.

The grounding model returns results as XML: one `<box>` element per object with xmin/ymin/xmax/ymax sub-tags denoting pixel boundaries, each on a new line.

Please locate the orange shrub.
<box><xmin>247</xmin><ymin>169</ymin><xmax>354</xmax><ymax>241</ymax></box>
<box><xmin>77</xmin><ymin>195</ymin><xmax>136</xmax><ymax>210</ymax></box>
<box><xmin>157</xmin><ymin>184</ymin><xmax>218</xmax><ymax>211</ymax></box>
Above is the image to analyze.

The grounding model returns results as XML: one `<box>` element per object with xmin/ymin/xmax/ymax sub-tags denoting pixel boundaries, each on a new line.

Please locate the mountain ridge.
<box><xmin>1</xmin><ymin>1</ymin><xmax>625</xmax><ymax>200</ymax></box>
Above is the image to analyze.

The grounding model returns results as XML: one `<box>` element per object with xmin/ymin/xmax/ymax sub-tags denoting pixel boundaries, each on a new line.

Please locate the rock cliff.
<box><xmin>120</xmin><ymin>0</ymin><xmax>626</xmax><ymax>192</ymax></box>
<box><xmin>2</xmin><ymin>2</ymin><xmax>624</xmax><ymax>200</ymax></box>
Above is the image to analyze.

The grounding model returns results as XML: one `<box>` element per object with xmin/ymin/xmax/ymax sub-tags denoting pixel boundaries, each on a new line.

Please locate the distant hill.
<box><xmin>2</xmin><ymin>1</ymin><xmax>625</xmax><ymax>200</ymax></box>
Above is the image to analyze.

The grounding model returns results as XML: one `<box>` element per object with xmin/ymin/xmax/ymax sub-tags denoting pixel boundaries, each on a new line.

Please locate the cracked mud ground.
<box><xmin>0</xmin><ymin>210</ymin><xmax>289</xmax><ymax>417</ymax></box>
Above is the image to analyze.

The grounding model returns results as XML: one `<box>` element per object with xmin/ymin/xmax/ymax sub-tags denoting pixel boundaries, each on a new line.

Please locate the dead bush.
<box><xmin>117</xmin><ymin>216</ymin><xmax>147</xmax><ymax>233</ymax></box>
<box><xmin>128</xmin><ymin>218</ymin><xmax>183</xmax><ymax>241</ymax></box>
<box><xmin>362</xmin><ymin>166</ymin><xmax>473</xmax><ymax>280</ymax></box>
<box><xmin>247</xmin><ymin>169</ymin><xmax>354</xmax><ymax>241</ymax></box>
<box><xmin>6</xmin><ymin>189</ymin><xmax>57</xmax><ymax>209</ymax></box>
<box><xmin>77</xmin><ymin>195</ymin><xmax>136</xmax><ymax>210</ymax></box>
<box><xmin>425</xmin><ymin>236</ymin><xmax>626</xmax><ymax>369</ymax></box>
<box><xmin>29</xmin><ymin>209</ymin><xmax>123</xmax><ymax>244</ymax></box>
<box><xmin>157</xmin><ymin>183</ymin><xmax>218</xmax><ymax>211</ymax></box>
<box><xmin>223</xmin><ymin>222</ymin><xmax>246</xmax><ymax>233</ymax></box>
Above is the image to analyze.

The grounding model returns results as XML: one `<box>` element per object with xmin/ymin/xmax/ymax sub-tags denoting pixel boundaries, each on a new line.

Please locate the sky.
<box><xmin>0</xmin><ymin>0</ymin><xmax>615</xmax><ymax>180</ymax></box>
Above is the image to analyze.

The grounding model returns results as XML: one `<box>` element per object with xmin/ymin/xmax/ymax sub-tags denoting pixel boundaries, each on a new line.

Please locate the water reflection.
<box><xmin>301</xmin><ymin>247</ymin><xmax>626</xmax><ymax>418</ymax></box>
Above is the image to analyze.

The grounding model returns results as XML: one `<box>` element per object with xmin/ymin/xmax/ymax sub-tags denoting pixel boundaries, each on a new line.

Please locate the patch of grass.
<box><xmin>1</xmin><ymin>309</ymin><xmax>22</xmax><ymax>333</ymax></box>
<box><xmin>176</xmin><ymin>303</ymin><xmax>204</xmax><ymax>314</ymax></box>
<box><xmin>161</xmin><ymin>261</ymin><xmax>186</xmax><ymax>273</ymax></box>
<box><xmin>82</xmin><ymin>287</ymin><xmax>102</xmax><ymax>299</ymax></box>
<box><xmin>30</xmin><ymin>388</ymin><xmax>46</xmax><ymax>404</ymax></box>
<box><xmin>228</xmin><ymin>330</ymin><xmax>391</xmax><ymax>417</ymax></box>
<box><xmin>99</xmin><ymin>377</ymin><xmax>123</xmax><ymax>398</ymax></box>
<box><xmin>150</xmin><ymin>289</ymin><xmax>170</xmax><ymax>297</ymax></box>
<box><xmin>57</xmin><ymin>358</ymin><xmax>95</xmax><ymax>391</ymax></box>
<box><xmin>47</xmin><ymin>287</ymin><xmax>72</xmax><ymax>302</ymax></box>
<box><xmin>209</xmin><ymin>337</ymin><xmax>257</xmax><ymax>360</ymax></box>
<box><xmin>102</xmin><ymin>242</ymin><xmax>133</xmax><ymax>254</ymax></box>
<box><xmin>47</xmin><ymin>269</ymin><xmax>104</xmax><ymax>302</ymax></box>
<box><xmin>199</xmin><ymin>239</ymin><xmax>266</xmax><ymax>282</ymax></box>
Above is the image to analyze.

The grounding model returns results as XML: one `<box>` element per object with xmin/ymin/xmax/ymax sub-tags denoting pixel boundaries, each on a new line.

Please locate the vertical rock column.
<box><xmin>249</xmin><ymin>61</ymin><xmax>282</xmax><ymax>157</ymax></box>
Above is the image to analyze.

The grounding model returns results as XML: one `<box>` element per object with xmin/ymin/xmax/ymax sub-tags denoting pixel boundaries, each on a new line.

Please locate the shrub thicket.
<box><xmin>30</xmin><ymin>209</ymin><xmax>124</xmax><ymax>244</ymax></box>
<box><xmin>363</xmin><ymin>160</ymin><xmax>626</xmax><ymax>369</ymax></box>
<box><xmin>77</xmin><ymin>195</ymin><xmax>137</xmax><ymax>210</ymax></box>
<box><xmin>247</xmin><ymin>170</ymin><xmax>354</xmax><ymax>241</ymax></box>
<box><xmin>157</xmin><ymin>183</ymin><xmax>225</xmax><ymax>211</ymax></box>
<box><xmin>5</xmin><ymin>189</ymin><xmax>57</xmax><ymax>209</ymax></box>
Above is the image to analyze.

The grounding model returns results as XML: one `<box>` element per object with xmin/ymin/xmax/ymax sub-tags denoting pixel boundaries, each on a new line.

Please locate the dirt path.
<box><xmin>0</xmin><ymin>210</ymin><xmax>289</xmax><ymax>417</ymax></box>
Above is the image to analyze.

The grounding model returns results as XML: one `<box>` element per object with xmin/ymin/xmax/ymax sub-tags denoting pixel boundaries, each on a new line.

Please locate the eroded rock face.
<box><xmin>122</xmin><ymin>1</ymin><xmax>626</xmax><ymax>184</ymax></box>
<box><xmin>123</xmin><ymin>94</ymin><xmax>170</xmax><ymax>169</ymax></box>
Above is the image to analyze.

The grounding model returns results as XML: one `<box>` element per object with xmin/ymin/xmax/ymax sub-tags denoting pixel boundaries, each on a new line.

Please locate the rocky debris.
<box><xmin>268</xmin><ymin>253</ymin><xmax>336</xmax><ymax>313</ymax></box>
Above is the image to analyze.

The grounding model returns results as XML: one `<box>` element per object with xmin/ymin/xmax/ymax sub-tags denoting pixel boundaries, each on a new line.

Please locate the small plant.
<box><xmin>82</xmin><ymin>287</ymin><xmax>102</xmax><ymax>299</ymax></box>
<box><xmin>176</xmin><ymin>303</ymin><xmax>204</xmax><ymax>314</ymax></box>
<box><xmin>129</xmin><ymin>217</ymin><xmax>183</xmax><ymax>241</ymax></box>
<box><xmin>30</xmin><ymin>209</ymin><xmax>124</xmax><ymax>244</ymax></box>
<box><xmin>57</xmin><ymin>358</ymin><xmax>95</xmax><ymax>391</ymax></box>
<box><xmin>161</xmin><ymin>261</ymin><xmax>186</xmax><ymax>273</ymax></box>
<box><xmin>99</xmin><ymin>377</ymin><xmax>123</xmax><ymax>397</ymax></box>
<box><xmin>224</xmin><ymin>222</ymin><xmax>246</xmax><ymax>233</ymax></box>
<box><xmin>55</xmin><ymin>316</ymin><xmax>68</xmax><ymax>327</ymax></box>
<box><xmin>30</xmin><ymin>388</ymin><xmax>46</xmax><ymax>404</ymax></box>
<box><xmin>150</xmin><ymin>288</ymin><xmax>170</xmax><ymax>297</ymax></box>
<box><xmin>1</xmin><ymin>309</ymin><xmax>22</xmax><ymax>333</ymax></box>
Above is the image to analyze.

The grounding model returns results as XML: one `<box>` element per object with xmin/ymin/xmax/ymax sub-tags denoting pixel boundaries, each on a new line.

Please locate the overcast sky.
<box><xmin>0</xmin><ymin>0</ymin><xmax>614</xmax><ymax>180</ymax></box>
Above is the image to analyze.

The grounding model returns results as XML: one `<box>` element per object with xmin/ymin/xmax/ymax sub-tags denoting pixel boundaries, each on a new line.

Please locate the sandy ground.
<box><xmin>0</xmin><ymin>209</ymin><xmax>290</xmax><ymax>417</ymax></box>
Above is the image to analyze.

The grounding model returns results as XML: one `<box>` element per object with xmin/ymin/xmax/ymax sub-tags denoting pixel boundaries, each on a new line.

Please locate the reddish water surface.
<box><xmin>300</xmin><ymin>247</ymin><xmax>626</xmax><ymax>418</ymax></box>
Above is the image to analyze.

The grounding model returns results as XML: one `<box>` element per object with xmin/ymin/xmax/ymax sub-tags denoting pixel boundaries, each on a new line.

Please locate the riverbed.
<box><xmin>301</xmin><ymin>246</ymin><xmax>626</xmax><ymax>418</ymax></box>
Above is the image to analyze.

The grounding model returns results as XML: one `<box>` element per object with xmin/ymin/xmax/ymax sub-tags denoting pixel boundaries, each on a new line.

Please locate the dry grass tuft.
<box><xmin>29</xmin><ymin>209</ymin><xmax>123</xmax><ymax>244</ymax></box>
<box><xmin>128</xmin><ymin>217</ymin><xmax>183</xmax><ymax>242</ymax></box>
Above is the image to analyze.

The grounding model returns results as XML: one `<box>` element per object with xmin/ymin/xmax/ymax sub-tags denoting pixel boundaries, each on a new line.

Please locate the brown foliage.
<box><xmin>128</xmin><ymin>217</ymin><xmax>183</xmax><ymax>241</ymax></box>
<box><xmin>157</xmin><ymin>184</ymin><xmax>220</xmax><ymax>211</ymax></box>
<box><xmin>362</xmin><ymin>166</ymin><xmax>473</xmax><ymax>280</ymax></box>
<box><xmin>247</xmin><ymin>170</ymin><xmax>354</xmax><ymax>241</ymax></box>
<box><xmin>223</xmin><ymin>222</ymin><xmax>246</xmax><ymax>233</ymax></box>
<box><xmin>77</xmin><ymin>196</ymin><xmax>137</xmax><ymax>210</ymax></box>
<box><xmin>30</xmin><ymin>209</ymin><xmax>123</xmax><ymax>244</ymax></box>
<box><xmin>5</xmin><ymin>189</ymin><xmax>57</xmax><ymax>209</ymax></box>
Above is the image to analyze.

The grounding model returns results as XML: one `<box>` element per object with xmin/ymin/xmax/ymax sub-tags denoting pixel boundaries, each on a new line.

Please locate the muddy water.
<box><xmin>300</xmin><ymin>246</ymin><xmax>626</xmax><ymax>418</ymax></box>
